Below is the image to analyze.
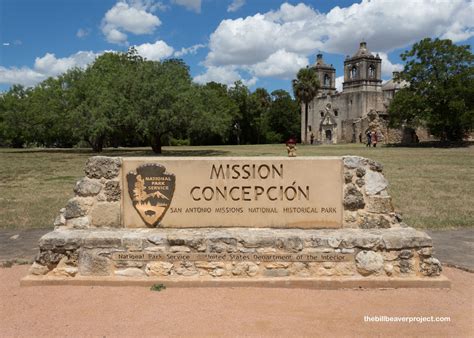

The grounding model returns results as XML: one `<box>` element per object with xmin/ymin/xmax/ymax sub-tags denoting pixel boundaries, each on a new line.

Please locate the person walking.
<box><xmin>366</xmin><ymin>131</ymin><xmax>371</xmax><ymax>147</ymax></box>
<box><xmin>372</xmin><ymin>131</ymin><xmax>377</xmax><ymax>147</ymax></box>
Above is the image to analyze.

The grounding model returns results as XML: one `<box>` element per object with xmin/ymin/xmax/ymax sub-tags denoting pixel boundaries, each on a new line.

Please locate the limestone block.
<box><xmin>85</xmin><ymin>156</ymin><xmax>121</xmax><ymax>179</ymax></box>
<box><xmin>89</xmin><ymin>202</ymin><xmax>120</xmax><ymax>227</ymax></box>
<box><xmin>64</xmin><ymin>197</ymin><xmax>93</xmax><ymax>219</ymax></box>
<box><xmin>334</xmin><ymin>262</ymin><xmax>355</xmax><ymax>276</ymax></box>
<box><xmin>78</xmin><ymin>250</ymin><xmax>111</xmax><ymax>276</ymax></box>
<box><xmin>115</xmin><ymin>268</ymin><xmax>146</xmax><ymax>277</ymax></box>
<box><xmin>263</xmin><ymin>269</ymin><xmax>289</xmax><ymax>277</ymax></box>
<box><xmin>366</xmin><ymin>196</ymin><xmax>394</xmax><ymax>214</ymax></box>
<box><xmin>29</xmin><ymin>262</ymin><xmax>49</xmax><ymax>275</ymax></box>
<box><xmin>66</xmin><ymin>216</ymin><xmax>90</xmax><ymax>229</ymax></box>
<box><xmin>384</xmin><ymin>263</ymin><xmax>394</xmax><ymax>276</ymax></box>
<box><xmin>367</xmin><ymin>159</ymin><xmax>383</xmax><ymax>172</ymax></box>
<box><xmin>74</xmin><ymin>178</ymin><xmax>102</xmax><ymax>197</ymax></box>
<box><xmin>399</xmin><ymin>259</ymin><xmax>414</xmax><ymax>274</ymax></box>
<box><xmin>360</xmin><ymin>214</ymin><xmax>390</xmax><ymax>229</ymax></box>
<box><xmin>382</xmin><ymin>229</ymin><xmax>432</xmax><ymax>249</ymax></box>
<box><xmin>50</xmin><ymin>257</ymin><xmax>78</xmax><ymax>277</ymax></box>
<box><xmin>210</xmin><ymin>268</ymin><xmax>226</xmax><ymax>277</ymax></box>
<box><xmin>232</xmin><ymin>262</ymin><xmax>258</xmax><ymax>277</ymax></box>
<box><xmin>343</xmin><ymin>156</ymin><xmax>365</xmax><ymax>169</ymax></box>
<box><xmin>344</xmin><ymin>171</ymin><xmax>353</xmax><ymax>183</ymax></box>
<box><xmin>53</xmin><ymin>212</ymin><xmax>66</xmax><ymax>227</ymax></box>
<box><xmin>355</xmin><ymin>178</ymin><xmax>365</xmax><ymax>188</ymax></box>
<box><xmin>276</xmin><ymin>236</ymin><xmax>303</xmax><ymax>252</ymax></box>
<box><xmin>365</xmin><ymin>171</ymin><xmax>388</xmax><ymax>195</ymax></box>
<box><xmin>343</xmin><ymin>184</ymin><xmax>365</xmax><ymax>211</ymax></box>
<box><xmin>355</xmin><ymin>250</ymin><xmax>384</xmax><ymax>276</ymax></box>
<box><xmin>104</xmin><ymin>181</ymin><xmax>120</xmax><ymax>202</ymax></box>
<box><xmin>170</xmin><ymin>246</ymin><xmax>190</xmax><ymax>253</ymax></box>
<box><xmin>145</xmin><ymin>262</ymin><xmax>173</xmax><ymax>276</ymax></box>
<box><xmin>356</xmin><ymin>167</ymin><xmax>366</xmax><ymax>177</ymax></box>
<box><xmin>265</xmin><ymin>262</ymin><xmax>291</xmax><ymax>269</ymax></box>
<box><xmin>420</xmin><ymin>257</ymin><xmax>442</xmax><ymax>276</ymax></box>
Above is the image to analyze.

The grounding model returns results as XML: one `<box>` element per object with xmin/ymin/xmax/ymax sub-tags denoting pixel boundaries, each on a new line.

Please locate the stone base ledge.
<box><xmin>20</xmin><ymin>274</ymin><xmax>451</xmax><ymax>289</ymax></box>
<box><xmin>26</xmin><ymin>227</ymin><xmax>447</xmax><ymax>286</ymax></box>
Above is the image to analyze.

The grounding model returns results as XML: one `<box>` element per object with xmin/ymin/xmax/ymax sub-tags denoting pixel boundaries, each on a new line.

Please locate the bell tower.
<box><xmin>343</xmin><ymin>42</ymin><xmax>382</xmax><ymax>92</ymax></box>
<box><xmin>313</xmin><ymin>53</ymin><xmax>336</xmax><ymax>96</ymax></box>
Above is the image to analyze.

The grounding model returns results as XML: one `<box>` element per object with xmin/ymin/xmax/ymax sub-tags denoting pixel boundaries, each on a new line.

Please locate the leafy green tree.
<box><xmin>27</xmin><ymin>70</ymin><xmax>83</xmax><ymax>147</ymax></box>
<box><xmin>187</xmin><ymin>82</ymin><xmax>238</xmax><ymax>145</ymax></box>
<box><xmin>228</xmin><ymin>81</ymin><xmax>249</xmax><ymax>144</ymax></box>
<box><xmin>389</xmin><ymin>38</ymin><xmax>474</xmax><ymax>141</ymax></box>
<box><xmin>247</xmin><ymin>88</ymin><xmax>271</xmax><ymax>144</ymax></box>
<box><xmin>266</xmin><ymin>89</ymin><xmax>300</xmax><ymax>143</ymax></box>
<box><xmin>292</xmin><ymin>67</ymin><xmax>320</xmax><ymax>143</ymax></box>
<box><xmin>73</xmin><ymin>51</ymin><xmax>135</xmax><ymax>152</ymax></box>
<box><xmin>0</xmin><ymin>85</ymin><xmax>34</xmax><ymax>147</ymax></box>
<box><xmin>131</xmin><ymin>58</ymin><xmax>193</xmax><ymax>153</ymax></box>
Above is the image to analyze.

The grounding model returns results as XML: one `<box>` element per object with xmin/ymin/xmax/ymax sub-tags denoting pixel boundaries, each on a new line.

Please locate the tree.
<box><xmin>187</xmin><ymin>82</ymin><xmax>238</xmax><ymax>145</ymax></box>
<box><xmin>389</xmin><ymin>38</ymin><xmax>474</xmax><ymax>141</ymax></box>
<box><xmin>73</xmin><ymin>51</ymin><xmax>134</xmax><ymax>152</ymax></box>
<box><xmin>267</xmin><ymin>89</ymin><xmax>300</xmax><ymax>143</ymax></box>
<box><xmin>0</xmin><ymin>85</ymin><xmax>33</xmax><ymax>147</ymax></box>
<box><xmin>131</xmin><ymin>58</ymin><xmax>193</xmax><ymax>153</ymax></box>
<box><xmin>292</xmin><ymin>67</ymin><xmax>320</xmax><ymax>143</ymax></box>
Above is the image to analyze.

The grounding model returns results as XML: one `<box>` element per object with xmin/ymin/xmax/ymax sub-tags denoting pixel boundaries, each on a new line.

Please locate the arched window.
<box><xmin>350</xmin><ymin>66</ymin><xmax>357</xmax><ymax>79</ymax></box>
<box><xmin>369</xmin><ymin>65</ymin><xmax>375</xmax><ymax>78</ymax></box>
<box><xmin>324</xmin><ymin>74</ymin><xmax>330</xmax><ymax>86</ymax></box>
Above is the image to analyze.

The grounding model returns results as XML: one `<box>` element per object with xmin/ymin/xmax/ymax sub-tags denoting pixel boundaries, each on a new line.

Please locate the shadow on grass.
<box><xmin>385</xmin><ymin>141</ymin><xmax>473</xmax><ymax>148</ymax></box>
<box><xmin>3</xmin><ymin>147</ymin><xmax>230</xmax><ymax>157</ymax></box>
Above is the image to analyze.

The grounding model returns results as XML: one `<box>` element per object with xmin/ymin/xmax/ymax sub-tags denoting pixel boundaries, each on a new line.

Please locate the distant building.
<box><xmin>302</xmin><ymin>42</ymin><xmax>411</xmax><ymax>144</ymax></box>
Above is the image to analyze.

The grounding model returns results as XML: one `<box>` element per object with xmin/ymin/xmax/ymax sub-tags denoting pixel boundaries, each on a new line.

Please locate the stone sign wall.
<box><xmin>24</xmin><ymin>155</ymin><xmax>448</xmax><ymax>288</ymax></box>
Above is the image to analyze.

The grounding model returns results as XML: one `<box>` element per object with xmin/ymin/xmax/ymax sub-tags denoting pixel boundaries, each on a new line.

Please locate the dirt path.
<box><xmin>0</xmin><ymin>266</ymin><xmax>472</xmax><ymax>337</ymax></box>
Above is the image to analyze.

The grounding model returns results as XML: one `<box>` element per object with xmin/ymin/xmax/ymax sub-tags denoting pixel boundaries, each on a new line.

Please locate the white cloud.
<box><xmin>0</xmin><ymin>51</ymin><xmax>100</xmax><ymax>87</ymax></box>
<box><xmin>335</xmin><ymin>76</ymin><xmax>343</xmax><ymax>92</ymax></box>
<box><xmin>76</xmin><ymin>28</ymin><xmax>91</xmax><ymax>39</ymax></box>
<box><xmin>249</xmin><ymin>49</ymin><xmax>308</xmax><ymax>79</ymax></box>
<box><xmin>227</xmin><ymin>0</ymin><xmax>245</xmax><ymax>13</ymax></box>
<box><xmin>201</xmin><ymin>0</ymin><xmax>473</xmax><ymax>86</ymax></box>
<box><xmin>101</xmin><ymin>1</ymin><xmax>161</xmax><ymax>45</ymax></box>
<box><xmin>135</xmin><ymin>40</ymin><xmax>174</xmax><ymax>61</ymax></box>
<box><xmin>174</xmin><ymin>43</ymin><xmax>206</xmax><ymax>57</ymax></box>
<box><xmin>171</xmin><ymin>0</ymin><xmax>201</xmax><ymax>13</ymax></box>
<box><xmin>194</xmin><ymin>66</ymin><xmax>256</xmax><ymax>87</ymax></box>
<box><xmin>0</xmin><ymin>66</ymin><xmax>45</xmax><ymax>87</ymax></box>
<box><xmin>34</xmin><ymin>51</ymin><xmax>99</xmax><ymax>77</ymax></box>
<box><xmin>376</xmin><ymin>52</ymin><xmax>403</xmax><ymax>78</ymax></box>
<box><xmin>2</xmin><ymin>43</ymin><xmax>10</xmax><ymax>46</ymax></box>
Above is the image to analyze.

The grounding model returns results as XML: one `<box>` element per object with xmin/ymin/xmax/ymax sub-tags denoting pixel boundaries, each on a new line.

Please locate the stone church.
<box><xmin>302</xmin><ymin>41</ymin><xmax>411</xmax><ymax>144</ymax></box>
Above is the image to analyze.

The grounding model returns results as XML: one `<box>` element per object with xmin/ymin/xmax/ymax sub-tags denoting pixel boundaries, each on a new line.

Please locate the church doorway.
<box><xmin>325</xmin><ymin>130</ymin><xmax>332</xmax><ymax>143</ymax></box>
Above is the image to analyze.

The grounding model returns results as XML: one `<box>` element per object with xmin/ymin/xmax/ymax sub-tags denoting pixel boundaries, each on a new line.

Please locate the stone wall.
<box><xmin>28</xmin><ymin>227</ymin><xmax>442</xmax><ymax>280</ymax></box>
<box><xmin>54</xmin><ymin>157</ymin><xmax>122</xmax><ymax>229</ymax></box>
<box><xmin>25</xmin><ymin>155</ymin><xmax>446</xmax><ymax>285</ymax></box>
<box><xmin>56</xmin><ymin>156</ymin><xmax>402</xmax><ymax>231</ymax></box>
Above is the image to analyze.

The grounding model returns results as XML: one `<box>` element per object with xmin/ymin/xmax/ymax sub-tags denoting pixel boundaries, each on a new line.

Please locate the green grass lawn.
<box><xmin>0</xmin><ymin>144</ymin><xmax>472</xmax><ymax>230</ymax></box>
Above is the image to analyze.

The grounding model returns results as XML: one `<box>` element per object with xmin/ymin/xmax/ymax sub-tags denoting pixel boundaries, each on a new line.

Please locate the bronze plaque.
<box><xmin>126</xmin><ymin>164</ymin><xmax>175</xmax><ymax>227</ymax></box>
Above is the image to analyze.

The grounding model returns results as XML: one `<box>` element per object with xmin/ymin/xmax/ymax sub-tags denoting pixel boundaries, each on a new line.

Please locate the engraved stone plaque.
<box><xmin>122</xmin><ymin>157</ymin><xmax>343</xmax><ymax>229</ymax></box>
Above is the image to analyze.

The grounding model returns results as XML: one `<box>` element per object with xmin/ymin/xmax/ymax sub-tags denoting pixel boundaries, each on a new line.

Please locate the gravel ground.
<box><xmin>0</xmin><ymin>266</ymin><xmax>472</xmax><ymax>337</ymax></box>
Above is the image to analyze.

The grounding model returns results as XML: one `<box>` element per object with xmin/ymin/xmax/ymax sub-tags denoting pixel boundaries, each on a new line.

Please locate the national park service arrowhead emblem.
<box><xmin>126</xmin><ymin>164</ymin><xmax>175</xmax><ymax>227</ymax></box>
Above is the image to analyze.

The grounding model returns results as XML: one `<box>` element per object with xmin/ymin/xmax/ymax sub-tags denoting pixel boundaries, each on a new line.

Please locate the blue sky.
<box><xmin>1</xmin><ymin>0</ymin><xmax>473</xmax><ymax>93</ymax></box>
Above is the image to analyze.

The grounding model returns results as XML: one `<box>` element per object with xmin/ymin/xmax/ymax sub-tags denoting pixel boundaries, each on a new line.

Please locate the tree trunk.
<box><xmin>151</xmin><ymin>134</ymin><xmax>162</xmax><ymax>154</ymax></box>
<box><xmin>90</xmin><ymin>135</ymin><xmax>104</xmax><ymax>152</ymax></box>
<box><xmin>304</xmin><ymin>102</ymin><xmax>309</xmax><ymax>144</ymax></box>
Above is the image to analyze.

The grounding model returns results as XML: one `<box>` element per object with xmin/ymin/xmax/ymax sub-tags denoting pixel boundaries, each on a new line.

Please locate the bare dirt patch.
<box><xmin>0</xmin><ymin>266</ymin><xmax>472</xmax><ymax>337</ymax></box>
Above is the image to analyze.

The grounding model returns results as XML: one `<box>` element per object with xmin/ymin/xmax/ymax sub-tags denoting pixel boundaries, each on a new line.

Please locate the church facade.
<box><xmin>302</xmin><ymin>42</ymin><xmax>406</xmax><ymax>144</ymax></box>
